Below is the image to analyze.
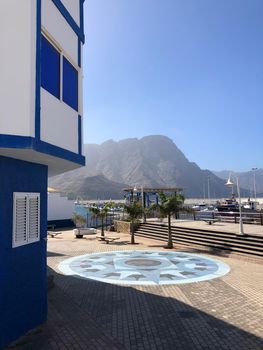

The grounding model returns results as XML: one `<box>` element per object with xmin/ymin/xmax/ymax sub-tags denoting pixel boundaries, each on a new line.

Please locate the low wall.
<box><xmin>114</xmin><ymin>220</ymin><xmax>139</xmax><ymax>234</ymax></box>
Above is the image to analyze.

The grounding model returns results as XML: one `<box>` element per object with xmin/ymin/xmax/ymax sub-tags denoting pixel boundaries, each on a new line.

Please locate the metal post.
<box><xmin>207</xmin><ymin>176</ymin><xmax>210</xmax><ymax>204</ymax></box>
<box><xmin>141</xmin><ymin>187</ymin><xmax>146</xmax><ymax>223</ymax></box>
<box><xmin>236</xmin><ymin>177</ymin><xmax>245</xmax><ymax>236</ymax></box>
<box><xmin>252</xmin><ymin>167</ymin><xmax>257</xmax><ymax>204</ymax></box>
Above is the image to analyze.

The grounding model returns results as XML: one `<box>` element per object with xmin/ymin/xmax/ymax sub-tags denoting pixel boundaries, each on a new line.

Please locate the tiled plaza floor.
<box><xmin>8</xmin><ymin>228</ymin><xmax>263</xmax><ymax>350</ymax></box>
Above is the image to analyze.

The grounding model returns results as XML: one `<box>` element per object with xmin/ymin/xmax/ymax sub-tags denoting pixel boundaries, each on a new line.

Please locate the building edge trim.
<box><xmin>35</xmin><ymin>0</ymin><xmax>42</xmax><ymax>140</ymax></box>
<box><xmin>78</xmin><ymin>115</ymin><xmax>82</xmax><ymax>155</ymax></box>
<box><xmin>0</xmin><ymin>135</ymin><xmax>85</xmax><ymax>166</ymax></box>
<box><xmin>78</xmin><ymin>39</ymin><xmax>81</xmax><ymax>67</ymax></box>
<box><xmin>52</xmin><ymin>0</ymin><xmax>85</xmax><ymax>43</ymax></box>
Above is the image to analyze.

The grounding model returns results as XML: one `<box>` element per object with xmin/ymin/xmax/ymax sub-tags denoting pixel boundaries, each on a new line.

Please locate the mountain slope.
<box><xmin>213</xmin><ymin>169</ymin><xmax>263</xmax><ymax>195</ymax></box>
<box><xmin>49</xmin><ymin>174</ymin><xmax>127</xmax><ymax>200</ymax></box>
<box><xmin>49</xmin><ymin>135</ymin><xmax>247</xmax><ymax>199</ymax></box>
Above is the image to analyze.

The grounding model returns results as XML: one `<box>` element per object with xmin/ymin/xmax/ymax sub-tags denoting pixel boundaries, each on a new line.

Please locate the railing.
<box><xmin>194</xmin><ymin>211</ymin><xmax>263</xmax><ymax>225</ymax></box>
<box><xmin>145</xmin><ymin>210</ymin><xmax>263</xmax><ymax>226</ymax></box>
<box><xmin>85</xmin><ymin>211</ymin><xmax>125</xmax><ymax>228</ymax></box>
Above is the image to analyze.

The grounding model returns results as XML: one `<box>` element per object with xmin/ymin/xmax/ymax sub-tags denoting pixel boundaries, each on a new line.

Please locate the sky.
<box><xmin>83</xmin><ymin>0</ymin><xmax>263</xmax><ymax>172</ymax></box>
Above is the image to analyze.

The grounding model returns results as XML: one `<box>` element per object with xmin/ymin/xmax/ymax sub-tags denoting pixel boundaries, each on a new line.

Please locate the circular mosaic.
<box><xmin>58</xmin><ymin>251</ymin><xmax>230</xmax><ymax>285</ymax></box>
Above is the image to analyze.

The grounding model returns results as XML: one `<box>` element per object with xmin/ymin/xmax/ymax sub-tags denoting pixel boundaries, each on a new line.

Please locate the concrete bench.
<box><xmin>74</xmin><ymin>228</ymin><xmax>97</xmax><ymax>238</ymax></box>
<box><xmin>47</xmin><ymin>231</ymin><xmax>62</xmax><ymax>238</ymax></box>
<box><xmin>96</xmin><ymin>235</ymin><xmax>120</xmax><ymax>244</ymax></box>
<box><xmin>200</xmin><ymin>218</ymin><xmax>219</xmax><ymax>225</ymax></box>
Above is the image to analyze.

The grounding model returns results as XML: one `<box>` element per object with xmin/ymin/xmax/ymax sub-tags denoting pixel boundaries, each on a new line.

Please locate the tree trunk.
<box><xmin>101</xmin><ymin>217</ymin><xmax>104</xmax><ymax>236</ymax></box>
<box><xmin>131</xmin><ymin>223</ymin><xmax>135</xmax><ymax>244</ymax></box>
<box><xmin>167</xmin><ymin>213</ymin><xmax>173</xmax><ymax>248</ymax></box>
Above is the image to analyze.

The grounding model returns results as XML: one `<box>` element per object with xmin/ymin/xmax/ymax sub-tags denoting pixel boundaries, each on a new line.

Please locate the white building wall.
<box><xmin>61</xmin><ymin>0</ymin><xmax>80</xmax><ymax>26</ymax></box>
<box><xmin>41</xmin><ymin>89</ymin><xmax>79</xmax><ymax>153</ymax></box>
<box><xmin>0</xmin><ymin>0</ymin><xmax>83</xmax><ymax>165</ymax></box>
<box><xmin>41</xmin><ymin>0</ymin><xmax>82</xmax><ymax>153</ymax></box>
<box><xmin>48</xmin><ymin>192</ymin><xmax>75</xmax><ymax>221</ymax></box>
<box><xmin>42</xmin><ymin>0</ymin><xmax>78</xmax><ymax>66</ymax></box>
<box><xmin>0</xmin><ymin>0</ymin><xmax>36</xmax><ymax>137</ymax></box>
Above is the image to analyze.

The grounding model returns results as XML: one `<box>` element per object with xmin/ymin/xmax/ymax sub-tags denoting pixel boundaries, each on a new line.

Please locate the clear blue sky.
<box><xmin>83</xmin><ymin>0</ymin><xmax>263</xmax><ymax>172</ymax></box>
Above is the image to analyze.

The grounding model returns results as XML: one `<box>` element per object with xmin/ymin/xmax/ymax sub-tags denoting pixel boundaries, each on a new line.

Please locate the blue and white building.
<box><xmin>0</xmin><ymin>1</ymin><xmax>85</xmax><ymax>348</ymax></box>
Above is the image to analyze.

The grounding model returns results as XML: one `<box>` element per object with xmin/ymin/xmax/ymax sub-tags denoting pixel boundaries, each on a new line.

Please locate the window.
<box><xmin>41</xmin><ymin>35</ymin><xmax>60</xmax><ymax>99</ymax></box>
<box><xmin>63</xmin><ymin>57</ymin><xmax>78</xmax><ymax>111</ymax></box>
<box><xmin>13</xmin><ymin>193</ymin><xmax>40</xmax><ymax>248</ymax></box>
<box><xmin>41</xmin><ymin>34</ymin><xmax>79</xmax><ymax>111</ymax></box>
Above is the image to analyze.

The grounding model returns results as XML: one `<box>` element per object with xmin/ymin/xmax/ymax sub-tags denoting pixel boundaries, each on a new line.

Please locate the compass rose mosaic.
<box><xmin>58</xmin><ymin>251</ymin><xmax>230</xmax><ymax>285</ymax></box>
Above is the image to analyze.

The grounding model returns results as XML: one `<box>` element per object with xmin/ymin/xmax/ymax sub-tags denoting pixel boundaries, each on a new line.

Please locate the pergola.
<box><xmin>123</xmin><ymin>187</ymin><xmax>183</xmax><ymax>193</ymax></box>
<box><xmin>123</xmin><ymin>187</ymin><xmax>184</xmax><ymax>208</ymax></box>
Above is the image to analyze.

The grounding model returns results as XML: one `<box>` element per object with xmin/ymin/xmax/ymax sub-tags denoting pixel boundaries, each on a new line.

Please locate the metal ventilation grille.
<box><xmin>13</xmin><ymin>195</ymin><xmax>27</xmax><ymax>246</ymax></box>
<box><xmin>28</xmin><ymin>194</ymin><xmax>40</xmax><ymax>242</ymax></box>
<box><xmin>13</xmin><ymin>193</ymin><xmax>40</xmax><ymax>247</ymax></box>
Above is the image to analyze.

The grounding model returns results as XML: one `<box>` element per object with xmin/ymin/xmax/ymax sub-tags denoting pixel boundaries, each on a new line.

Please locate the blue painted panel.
<box><xmin>0</xmin><ymin>156</ymin><xmax>48</xmax><ymax>349</ymax></box>
<box><xmin>63</xmin><ymin>57</ymin><xmax>78</xmax><ymax>111</ymax></box>
<box><xmin>0</xmin><ymin>135</ymin><xmax>33</xmax><ymax>149</ymax></box>
<box><xmin>48</xmin><ymin>219</ymin><xmax>74</xmax><ymax>228</ymax></box>
<box><xmin>41</xmin><ymin>35</ymin><xmax>60</xmax><ymax>99</ymax></box>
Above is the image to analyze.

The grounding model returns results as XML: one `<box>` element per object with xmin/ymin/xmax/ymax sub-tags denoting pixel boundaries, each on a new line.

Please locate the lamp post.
<box><xmin>207</xmin><ymin>176</ymin><xmax>210</xmax><ymax>204</ymax></box>
<box><xmin>251</xmin><ymin>167</ymin><xmax>258</xmax><ymax>204</ymax></box>
<box><xmin>225</xmin><ymin>176</ymin><xmax>245</xmax><ymax>236</ymax></box>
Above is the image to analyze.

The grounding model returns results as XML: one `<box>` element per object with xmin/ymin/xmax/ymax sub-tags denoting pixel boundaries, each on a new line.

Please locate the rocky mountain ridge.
<box><xmin>49</xmin><ymin>135</ymin><xmax>251</xmax><ymax>199</ymax></box>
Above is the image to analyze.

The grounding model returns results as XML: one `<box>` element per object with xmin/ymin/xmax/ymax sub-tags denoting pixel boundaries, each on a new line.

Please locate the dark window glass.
<box><xmin>41</xmin><ymin>35</ymin><xmax>60</xmax><ymax>99</ymax></box>
<box><xmin>63</xmin><ymin>57</ymin><xmax>78</xmax><ymax>111</ymax></box>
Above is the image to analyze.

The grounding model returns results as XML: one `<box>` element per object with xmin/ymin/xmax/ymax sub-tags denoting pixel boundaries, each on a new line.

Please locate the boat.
<box><xmin>216</xmin><ymin>195</ymin><xmax>258</xmax><ymax>212</ymax></box>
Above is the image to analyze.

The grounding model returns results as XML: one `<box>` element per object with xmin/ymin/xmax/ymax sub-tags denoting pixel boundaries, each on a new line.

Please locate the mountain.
<box><xmin>49</xmin><ymin>135</ymin><xmax>248</xmax><ymax>199</ymax></box>
<box><xmin>213</xmin><ymin>169</ymin><xmax>263</xmax><ymax>195</ymax></box>
<box><xmin>49</xmin><ymin>174</ymin><xmax>127</xmax><ymax>200</ymax></box>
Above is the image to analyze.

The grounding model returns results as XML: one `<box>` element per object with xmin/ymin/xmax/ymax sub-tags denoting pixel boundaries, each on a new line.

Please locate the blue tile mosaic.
<box><xmin>58</xmin><ymin>251</ymin><xmax>230</xmax><ymax>285</ymax></box>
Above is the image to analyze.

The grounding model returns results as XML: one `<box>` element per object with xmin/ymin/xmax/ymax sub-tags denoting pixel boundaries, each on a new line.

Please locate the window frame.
<box><xmin>62</xmin><ymin>56</ymin><xmax>79</xmax><ymax>111</ymax></box>
<box><xmin>41</xmin><ymin>34</ymin><xmax>61</xmax><ymax>100</ymax></box>
<box><xmin>41</xmin><ymin>31</ymin><xmax>80</xmax><ymax>112</ymax></box>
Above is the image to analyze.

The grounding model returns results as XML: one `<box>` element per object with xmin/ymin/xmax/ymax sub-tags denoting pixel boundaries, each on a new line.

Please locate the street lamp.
<box><xmin>225</xmin><ymin>172</ymin><xmax>234</xmax><ymax>196</ymax></box>
<box><xmin>225</xmin><ymin>175</ymin><xmax>245</xmax><ymax>236</ymax></box>
<box><xmin>207</xmin><ymin>176</ymin><xmax>210</xmax><ymax>204</ymax></box>
<box><xmin>251</xmin><ymin>167</ymin><xmax>258</xmax><ymax>204</ymax></box>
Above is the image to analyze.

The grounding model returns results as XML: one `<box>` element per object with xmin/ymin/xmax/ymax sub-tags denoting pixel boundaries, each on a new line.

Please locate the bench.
<box><xmin>96</xmin><ymin>235</ymin><xmax>120</xmax><ymax>244</ymax></box>
<box><xmin>47</xmin><ymin>231</ymin><xmax>62</xmax><ymax>238</ymax></box>
<box><xmin>200</xmin><ymin>218</ymin><xmax>219</xmax><ymax>225</ymax></box>
<box><xmin>74</xmin><ymin>228</ymin><xmax>97</xmax><ymax>238</ymax></box>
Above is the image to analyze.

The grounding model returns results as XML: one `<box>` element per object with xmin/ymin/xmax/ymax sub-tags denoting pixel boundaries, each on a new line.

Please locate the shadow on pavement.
<box><xmin>8</xmin><ymin>264</ymin><xmax>263</xmax><ymax>350</ymax></box>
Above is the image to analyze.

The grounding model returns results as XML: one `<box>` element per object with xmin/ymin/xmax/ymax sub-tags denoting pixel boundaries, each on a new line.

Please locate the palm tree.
<box><xmin>150</xmin><ymin>191</ymin><xmax>185</xmax><ymax>249</ymax></box>
<box><xmin>123</xmin><ymin>201</ymin><xmax>143</xmax><ymax>244</ymax></box>
<box><xmin>89</xmin><ymin>202</ymin><xmax>113</xmax><ymax>237</ymax></box>
<box><xmin>72</xmin><ymin>213</ymin><xmax>86</xmax><ymax>228</ymax></box>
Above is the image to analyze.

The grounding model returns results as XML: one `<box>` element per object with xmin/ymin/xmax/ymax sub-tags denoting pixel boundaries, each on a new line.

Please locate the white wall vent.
<box><xmin>13</xmin><ymin>193</ymin><xmax>40</xmax><ymax>248</ymax></box>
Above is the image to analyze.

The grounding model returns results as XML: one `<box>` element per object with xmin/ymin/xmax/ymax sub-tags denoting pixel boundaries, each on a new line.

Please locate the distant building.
<box><xmin>48</xmin><ymin>187</ymin><xmax>75</xmax><ymax>227</ymax></box>
<box><xmin>0</xmin><ymin>1</ymin><xmax>85</xmax><ymax>348</ymax></box>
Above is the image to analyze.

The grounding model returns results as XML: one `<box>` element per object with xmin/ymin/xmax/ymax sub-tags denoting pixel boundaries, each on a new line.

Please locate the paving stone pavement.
<box><xmin>7</xmin><ymin>230</ymin><xmax>263</xmax><ymax>350</ymax></box>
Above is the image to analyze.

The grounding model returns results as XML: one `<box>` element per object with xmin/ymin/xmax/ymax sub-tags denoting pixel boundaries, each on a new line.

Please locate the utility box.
<box><xmin>0</xmin><ymin>1</ymin><xmax>85</xmax><ymax>348</ymax></box>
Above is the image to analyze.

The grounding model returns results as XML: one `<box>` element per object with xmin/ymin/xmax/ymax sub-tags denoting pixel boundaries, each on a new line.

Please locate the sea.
<box><xmin>74</xmin><ymin>205</ymin><xmax>123</xmax><ymax>228</ymax></box>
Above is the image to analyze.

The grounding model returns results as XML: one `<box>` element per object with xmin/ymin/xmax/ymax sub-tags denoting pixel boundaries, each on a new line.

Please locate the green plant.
<box><xmin>72</xmin><ymin>213</ymin><xmax>86</xmax><ymax>228</ymax></box>
<box><xmin>89</xmin><ymin>202</ymin><xmax>114</xmax><ymax>236</ymax></box>
<box><xmin>149</xmin><ymin>191</ymin><xmax>185</xmax><ymax>249</ymax></box>
<box><xmin>122</xmin><ymin>201</ymin><xmax>144</xmax><ymax>244</ymax></box>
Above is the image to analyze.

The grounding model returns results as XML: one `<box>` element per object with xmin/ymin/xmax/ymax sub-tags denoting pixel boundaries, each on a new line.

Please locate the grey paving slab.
<box><xmin>7</xmin><ymin>229</ymin><xmax>263</xmax><ymax>350</ymax></box>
